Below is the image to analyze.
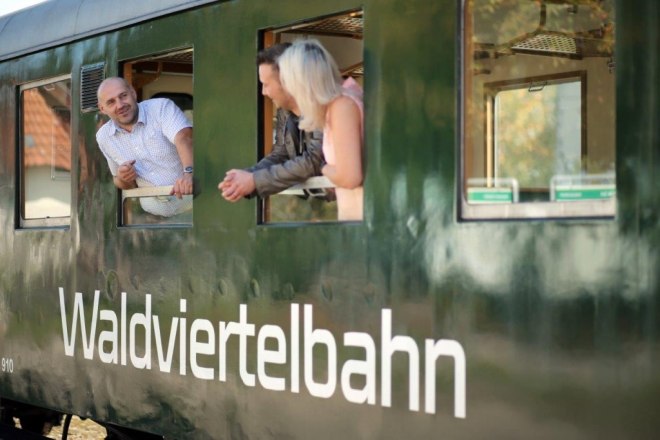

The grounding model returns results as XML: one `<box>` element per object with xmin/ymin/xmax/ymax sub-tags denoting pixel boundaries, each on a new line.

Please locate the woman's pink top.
<box><xmin>323</xmin><ymin>77</ymin><xmax>364</xmax><ymax>221</ymax></box>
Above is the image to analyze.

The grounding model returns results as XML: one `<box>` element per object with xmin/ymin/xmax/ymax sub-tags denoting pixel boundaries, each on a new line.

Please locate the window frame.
<box><xmin>256</xmin><ymin>9</ymin><xmax>365</xmax><ymax>225</ymax></box>
<box><xmin>483</xmin><ymin>71</ymin><xmax>587</xmax><ymax>191</ymax></box>
<box><xmin>17</xmin><ymin>74</ymin><xmax>73</xmax><ymax>229</ymax></box>
<box><xmin>459</xmin><ymin>0</ymin><xmax>616</xmax><ymax>221</ymax></box>
<box><xmin>116</xmin><ymin>47</ymin><xmax>195</xmax><ymax>228</ymax></box>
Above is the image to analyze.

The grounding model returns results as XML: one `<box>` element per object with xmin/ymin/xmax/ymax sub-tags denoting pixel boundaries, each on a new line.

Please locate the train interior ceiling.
<box><xmin>464</xmin><ymin>0</ymin><xmax>615</xmax><ymax>206</ymax></box>
<box><xmin>122</xmin><ymin>49</ymin><xmax>194</xmax><ymax>123</ymax></box>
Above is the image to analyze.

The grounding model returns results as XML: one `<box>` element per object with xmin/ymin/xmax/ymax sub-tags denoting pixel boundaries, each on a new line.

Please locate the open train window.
<box><xmin>258</xmin><ymin>10</ymin><xmax>364</xmax><ymax>224</ymax></box>
<box><xmin>118</xmin><ymin>48</ymin><xmax>194</xmax><ymax>227</ymax></box>
<box><xmin>462</xmin><ymin>0</ymin><xmax>616</xmax><ymax>220</ymax></box>
<box><xmin>18</xmin><ymin>75</ymin><xmax>72</xmax><ymax>228</ymax></box>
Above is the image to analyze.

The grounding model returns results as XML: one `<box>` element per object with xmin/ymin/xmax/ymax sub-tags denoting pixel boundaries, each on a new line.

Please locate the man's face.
<box><xmin>98</xmin><ymin>79</ymin><xmax>139</xmax><ymax>130</ymax></box>
<box><xmin>258</xmin><ymin>63</ymin><xmax>294</xmax><ymax>111</ymax></box>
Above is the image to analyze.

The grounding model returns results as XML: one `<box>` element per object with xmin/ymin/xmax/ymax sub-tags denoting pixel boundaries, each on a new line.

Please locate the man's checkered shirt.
<box><xmin>96</xmin><ymin>98</ymin><xmax>192</xmax><ymax>187</ymax></box>
<box><xmin>96</xmin><ymin>98</ymin><xmax>193</xmax><ymax>217</ymax></box>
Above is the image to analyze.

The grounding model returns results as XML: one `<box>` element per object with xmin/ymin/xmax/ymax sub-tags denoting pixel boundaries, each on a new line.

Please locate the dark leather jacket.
<box><xmin>248</xmin><ymin>108</ymin><xmax>323</xmax><ymax>197</ymax></box>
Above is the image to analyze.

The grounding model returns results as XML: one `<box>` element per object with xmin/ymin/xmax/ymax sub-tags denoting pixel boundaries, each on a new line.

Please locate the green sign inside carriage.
<box><xmin>467</xmin><ymin>187</ymin><xmax>514</xmax><ymax>204</ymax></box>
<box><xmin>554</xmin><ymin>185</ymin><xmax>616</xmax><ymax>202</ymax></box>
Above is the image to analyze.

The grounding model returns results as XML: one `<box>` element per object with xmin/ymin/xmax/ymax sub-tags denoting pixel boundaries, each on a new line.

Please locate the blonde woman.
<box><xmin>278</xmin><ymin>39</ymin><xmax>364</xmax><ymax>221</ymax></box>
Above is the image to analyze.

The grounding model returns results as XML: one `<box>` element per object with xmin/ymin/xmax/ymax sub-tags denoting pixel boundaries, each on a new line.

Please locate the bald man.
<box><xmin>96</xmin><ymin>77</ymin><xmax>193</xmax><ymax>217</ymax></box>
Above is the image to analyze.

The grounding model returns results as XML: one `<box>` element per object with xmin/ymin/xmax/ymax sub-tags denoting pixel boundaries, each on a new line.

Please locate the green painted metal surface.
<box><xmin>0</xmin><ymin>0</ymin><xmax>658</xmax><ymax>438</ymax></box>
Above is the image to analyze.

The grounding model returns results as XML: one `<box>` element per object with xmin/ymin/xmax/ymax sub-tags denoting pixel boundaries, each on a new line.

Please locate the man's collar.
<box><xmin>136</xmin><ymin>102</ymin><xmax>146</xmax><ymax>125</ymax></box>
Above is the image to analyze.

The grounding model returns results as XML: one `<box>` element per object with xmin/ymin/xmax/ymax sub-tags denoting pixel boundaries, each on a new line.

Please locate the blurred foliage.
<box><xmin>495</xmin><ymin>82</ymin><xmax>580</xmax><ymax>188</ymax></box>
<box><xmin>267</xmin><ymin>195</ymin><xmax>337</xmax><ymax>223</ymax></box>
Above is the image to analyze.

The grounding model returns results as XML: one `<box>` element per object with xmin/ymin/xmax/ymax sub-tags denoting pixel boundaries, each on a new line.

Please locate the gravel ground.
<box><xmin>46</xmin><ymin>416</ymin><xmax>107</xmax><ymax>439</ymax></box>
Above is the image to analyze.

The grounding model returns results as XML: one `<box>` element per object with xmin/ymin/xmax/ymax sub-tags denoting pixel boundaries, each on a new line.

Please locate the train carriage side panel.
<box><xmin>0</xmin><ymin>0</ymin><xmax>659</xmax><ymax>438</ymax></box>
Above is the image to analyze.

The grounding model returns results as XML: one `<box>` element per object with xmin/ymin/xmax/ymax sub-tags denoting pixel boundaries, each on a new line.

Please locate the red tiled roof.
<box><xmin>23</xmin><ymin>88</ymin><xmax>71</xmax><ymax>171</ymax></box>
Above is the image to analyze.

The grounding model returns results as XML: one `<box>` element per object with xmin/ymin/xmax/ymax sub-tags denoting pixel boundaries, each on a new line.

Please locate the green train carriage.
<box><xmin>0</xmin><ymin>0</ymin><xmax>658</xmax><ymax>438</ymax></box>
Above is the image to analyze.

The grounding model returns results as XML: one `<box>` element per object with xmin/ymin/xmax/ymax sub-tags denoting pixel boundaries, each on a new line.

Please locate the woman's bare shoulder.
<box><xmin>328</xmin><ymin>95</ymin><xmax>360</xmax><ymax>117</ymax></box>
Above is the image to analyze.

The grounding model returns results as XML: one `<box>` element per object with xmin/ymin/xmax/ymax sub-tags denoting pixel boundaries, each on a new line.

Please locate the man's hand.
<box><xmin>118</xmin><ymin>160</ymin><xmax>137</xmax><ymax>184</ymax></box>
<box><xmin>114</xmin><ymin>160</ymin><xmax>138</xmax><ymax>189</ymax></box>
<box><xmin>218</xmin><ymin>169</ymin><xmax>256</xmax><ymax>202</ymax></box>
<box><xmin>171</xmin><ymin>173</ymin><xmax>194</xmax><ymax>198</ymax></box>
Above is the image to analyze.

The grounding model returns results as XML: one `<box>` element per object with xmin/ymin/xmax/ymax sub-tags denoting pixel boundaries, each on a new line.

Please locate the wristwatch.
<box><xmin>183</xmin><ymin>166</ymin><xmax>193</xmax><ymax>174</ymax></box>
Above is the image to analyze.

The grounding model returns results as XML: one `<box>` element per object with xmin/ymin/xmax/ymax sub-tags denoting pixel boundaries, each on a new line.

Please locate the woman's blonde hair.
<box><xmin>278</xmin><ymin>39</ymin><xmax>343</xmax><ymax>132</ymax></box>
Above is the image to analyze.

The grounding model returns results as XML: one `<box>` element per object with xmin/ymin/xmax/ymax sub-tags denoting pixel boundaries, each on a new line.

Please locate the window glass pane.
<box><xmin>493</xmin><ymin>78</ymin><xmax>581</xmax><ymax>192</ymax></box>
<box><xmin>21</xmin><ymin>78</ymin><xmax>72</xmax><ymax>224</ymax></box>
<box><xmin>463</xmin><ymin>0</ymin><xmax>616</xmax><ymax>218</ymax></box>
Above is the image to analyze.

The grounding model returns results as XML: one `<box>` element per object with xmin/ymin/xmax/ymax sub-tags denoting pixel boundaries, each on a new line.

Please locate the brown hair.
<box><xmin>256</xmin><ymin>42</ymin><xmax>292</xmax><ymax>71</ymax></box>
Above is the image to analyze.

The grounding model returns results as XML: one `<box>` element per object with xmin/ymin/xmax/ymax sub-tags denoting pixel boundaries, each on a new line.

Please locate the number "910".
<box><xmin>1</xmin><ymin>357</ymin><xmax>14</xmax><ymax>373</ymax></box>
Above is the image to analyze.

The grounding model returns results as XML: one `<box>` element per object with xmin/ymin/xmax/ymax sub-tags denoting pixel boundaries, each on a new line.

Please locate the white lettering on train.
<box><xmin>58</xmin><ymin>287</ymin><xmax>466</xmax><ymax>418</ymax></box>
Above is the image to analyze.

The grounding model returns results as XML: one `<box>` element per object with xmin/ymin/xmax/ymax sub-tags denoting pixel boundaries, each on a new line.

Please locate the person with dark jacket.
<box><xmin>219</xmin><ymin>43</ymin><xmax>323</xmax><ymax>201</ymax></box>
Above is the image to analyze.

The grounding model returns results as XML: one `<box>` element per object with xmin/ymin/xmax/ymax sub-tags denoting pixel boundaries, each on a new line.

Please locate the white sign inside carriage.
<box><xmin>58</xmin><ymin>288</ymin><xmax>466</xmax><ymax>418</ymax></box>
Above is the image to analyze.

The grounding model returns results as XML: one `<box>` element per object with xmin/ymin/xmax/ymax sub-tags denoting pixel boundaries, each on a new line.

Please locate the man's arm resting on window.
<box><xmin>113</xmin><ymin>176</ymin><xmax>137</xmax><ymax>190</ymax></box>
<box><xmin>172</xmin><ymin>127</ymin><xmax>194</xmax><ymax>197</ymax></box>
<box><xmin>252</xmin><ymin>129</ymin><xmax>324</xmax><ymax>197</ymax></box>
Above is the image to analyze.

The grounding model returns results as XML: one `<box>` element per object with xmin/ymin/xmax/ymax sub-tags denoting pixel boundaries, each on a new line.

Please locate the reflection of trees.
<box><xmin>472</xmin><ymin>0</ymin><xmax>539</xmax><ymax>47</ymax></box>
<box><xmin>496</xmin><ymin>87</ymin><xmax>558</xmax><ymax>188</ymax></box>
<box><xmin>471</xmin><ymin>0</ymin><xmax>615</xmax><ymax>52</ymax></box>
<box><xmin>269</xmin><ymin>196</ymin><xmax>337</xmax><ymax>223</ymax></box>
